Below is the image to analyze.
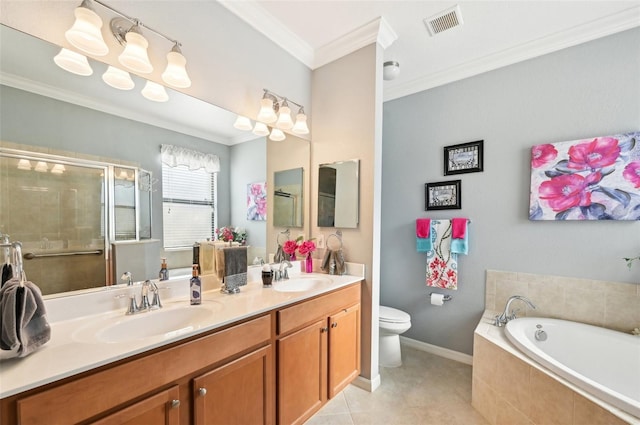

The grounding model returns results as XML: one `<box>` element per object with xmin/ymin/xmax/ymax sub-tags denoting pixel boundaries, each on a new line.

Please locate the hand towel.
<box><xmin>0</xmin><ymin>278</ymin><xmax>51</xmax><ymax>358</ymax></box>
<box><xmin>223</xmin><ymin>247</ymin><xmax>248</xmax><ymax>288</ymax></box>
<box><xmin>426</xmin><ymin>220</ymin><xmax>458</xmax><ymax>290</ymax></box>
<box><xmin>416</xmin><ymin>218</ymin><xmax>431</xmax><ymax>238</ymax></box>
<box><xmin>274</xmin><ymin>244</ymin><xmax>286</xmax><ymax>263</ymax></box>
<box><xmin>320</xmin><ymin>249</ymin><xmax>346</xmax><ymax>275</ymax></box>
<box><xmin>450</xmin><ymin>227</ymin><xmax>469</xmax><ymax>255</ymax></box>
<box><xmin>1</xmin><ymin>263</ymin><xmax>13</xmax><ymax>288</ymax></box>
<box><xmin>451</xmin><ymin>218</ymin><xmax>468</xmax><ymax>239</ymax></box>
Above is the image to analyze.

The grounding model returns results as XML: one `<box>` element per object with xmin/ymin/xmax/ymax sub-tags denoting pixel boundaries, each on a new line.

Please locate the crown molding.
<box><xmin>1</xmin><ymin>72</ymin><xmax>233</xmax><ymax>145</ymax></box>
<box><xmin>218</xmin><ymin>0</ymin><xmax>315</xmax><ymax>68</ymax></box>
<box><xmin>314</xmin><ymin>17</ymin><xmax>397</xmax><ymax>69</ymax></box>
<box><xmin>384</xmin><ymin>5</ymin><xmax>640</xmax><ymax>102</ymax></box>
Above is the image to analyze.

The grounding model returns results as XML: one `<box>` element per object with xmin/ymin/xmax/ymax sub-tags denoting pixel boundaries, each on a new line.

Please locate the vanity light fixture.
<box><xmin>291</xmin><ymin>108</ymin><xmax>309</xmax><ymax>135</ymax></box>
<box><xmin>141</xmin><ymin>80</ymin><xmax>169</xmax><ymax>102</ymax></box>
<box><xmin>51</xmin><ymin>164</ymin><xmax>67</xmax><ymax>174</ymax></box>
<box><xmin>64</xmin><ymin>0</ymin><xmax>109</xmax><ymax>56</ymax></box>
<box><xmin>53</xmin><ymin>48</ymin><xmax>93</xmax><ymax>76</ymax></box>
<box><xmin>102</xmin><ymin>66</ymin><xmax>135</xmax><ymax>90</ymax></box>
<box><xmin>60</xmin><ymin>0</ymin><xmax>191</xmax><ymax>87</ymax></box>
<box><xmin>257</xmin><ymin>93</ymin><xmax>278</xmax><ymax>124</ymax></box>
<box><xmin>275</xmin><ymin>100</ymin><xmax>294</xmax><ymax>130</ymax></box>
<box><xmin>35</xmin><ymin>161</ymin><xmax>49</xmax><ymax>173</ymax></box>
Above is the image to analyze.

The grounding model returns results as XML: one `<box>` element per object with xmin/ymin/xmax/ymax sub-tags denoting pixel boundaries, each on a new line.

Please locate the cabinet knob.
<box><xmin>199</xmin><ymin>387</ymin><xmax>207</xmax><ymax>396</ymax></box>
<box><xmin>321</xmin><ymin>327</ymin><xmax>328</xmax><ymax>333</ymax></box>
<box><xmin>331</xmin><ymin>322</ymin><xmax>338</xmax><ymax>328</ymax></box>
<box><xmin>171</xmin><ymin>399</ymin><xmax>180</xmax><ymax>409</ymax></box>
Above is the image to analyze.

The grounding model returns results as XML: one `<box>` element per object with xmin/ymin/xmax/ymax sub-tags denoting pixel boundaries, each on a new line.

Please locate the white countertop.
<box><xmin>0</xmin><ymin>265</ymin><xmax>364</xmax><ymax>398</ymax></box>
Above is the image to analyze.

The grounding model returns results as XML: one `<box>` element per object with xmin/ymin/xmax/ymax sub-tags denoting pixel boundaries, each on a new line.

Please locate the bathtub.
<box><xmin>505</xmin><ymin>317</ymin><xmax>640</xmax><ymax>419</ymax></box>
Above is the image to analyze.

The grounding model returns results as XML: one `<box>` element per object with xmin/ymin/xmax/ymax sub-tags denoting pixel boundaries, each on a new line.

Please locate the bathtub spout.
<box><xmin>494</xmin><ymin>295</ymin><xmax>536</xmax><ymax>327</ymax></box>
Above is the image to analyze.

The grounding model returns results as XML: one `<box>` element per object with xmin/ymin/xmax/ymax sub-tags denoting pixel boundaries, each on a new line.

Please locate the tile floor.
<box><xmin>305</xmin><ymin>346</ymin><xmax>489</xmax><ymax>425</ymax></box>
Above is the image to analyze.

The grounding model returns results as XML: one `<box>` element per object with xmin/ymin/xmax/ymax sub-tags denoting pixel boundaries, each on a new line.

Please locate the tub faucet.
<box><xmin>494</xmin><ymin>295</ymin><xmax>536</xmax><ymax>327</ymax></box>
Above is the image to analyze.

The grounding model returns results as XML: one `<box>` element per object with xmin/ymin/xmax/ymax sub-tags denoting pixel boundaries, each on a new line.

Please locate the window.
<box><xmin>160</xmin><ymin>144</ymin><xmax>220</xmax><ymax>249</ymax></box>
<box><xmin>162</xmin><ymin>163</ymin><xmax>217</xmax><ymax>249</ymax></box>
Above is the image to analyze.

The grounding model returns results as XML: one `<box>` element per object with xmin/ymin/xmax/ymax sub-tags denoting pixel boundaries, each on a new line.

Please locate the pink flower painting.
<box><xmin>530</xmin><ymin>132</ymin><xmax>640</xmax><ymax>220</ymax></box>
<box><xmin>247</xmin><ymin>182</ymin><xmax>267</xmax><ymax>221</ymax></box>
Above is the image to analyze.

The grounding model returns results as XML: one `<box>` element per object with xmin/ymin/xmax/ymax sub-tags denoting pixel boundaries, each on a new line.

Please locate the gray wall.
<box><xmin>381</xmin><ymin>28</ymin><xmax>640</xmax><ymax>355</ymax></box>
<box><xmin>230</xmin><ymin>137</ymin><xmax>267</xmax><ymax>256</ymax></box>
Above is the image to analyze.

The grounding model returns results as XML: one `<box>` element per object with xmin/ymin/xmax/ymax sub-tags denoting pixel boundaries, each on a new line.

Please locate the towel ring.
<box><xmin>327</xmin><ymin>230</ymin><xmax>343</xmax><ymax>251</ymax></box>
<box><xmin>276</xmin><ymin>229</ymin><xmax>290</xmax><ymax>246</ymax></box>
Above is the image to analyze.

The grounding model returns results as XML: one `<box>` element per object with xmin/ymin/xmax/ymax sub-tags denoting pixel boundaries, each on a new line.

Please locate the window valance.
<box><xmin>161</xmin><ymin>144</ymin><xmax>220</xmax><ymax>173</ymax></box>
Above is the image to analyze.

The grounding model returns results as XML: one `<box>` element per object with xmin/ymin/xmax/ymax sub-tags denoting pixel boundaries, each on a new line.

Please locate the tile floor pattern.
<box><xmin>305</xmin><ymin>346</ymin><xmax>489</xmax><ymax>425</ymax></box>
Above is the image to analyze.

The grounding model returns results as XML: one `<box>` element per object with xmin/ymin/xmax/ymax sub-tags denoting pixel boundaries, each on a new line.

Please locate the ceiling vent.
<box><xmin>424</xmin><ymin>5</ymin><xmax>463</xmax><ymax>36</ymax></box>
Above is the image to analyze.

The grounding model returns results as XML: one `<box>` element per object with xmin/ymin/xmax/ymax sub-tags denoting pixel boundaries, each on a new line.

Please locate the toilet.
<box><xmin>379</xmin><ymin>305</ymin><xmax>412</xmax><ymax>367</ymax></box>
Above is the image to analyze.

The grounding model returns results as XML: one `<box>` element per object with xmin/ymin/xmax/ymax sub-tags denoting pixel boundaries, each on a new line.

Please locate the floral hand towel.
<box><xmin>426</xmin><ymin>220</ymin><xmax>458</xmax><ymax>290</ymax></box>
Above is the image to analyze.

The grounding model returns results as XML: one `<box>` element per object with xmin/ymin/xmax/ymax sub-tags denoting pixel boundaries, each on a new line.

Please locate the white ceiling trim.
<box><xmin>1</xmin><ymin>72</ymin><xmax>233</xmax><ymax>145</ymax></box>
<box><xmin>314</xmin><ymin>17</ymin><xmax>398</xmax><ymax>69</ymax></box>
<box><xmin>218</xmin><ymin>0</ymin><xmax>315</xmax><ymax>68</ymax></box>
<box><xmin>384</xmin><ymin>5</ymin><xmax>640</xmax><ymax>102</ymax></box>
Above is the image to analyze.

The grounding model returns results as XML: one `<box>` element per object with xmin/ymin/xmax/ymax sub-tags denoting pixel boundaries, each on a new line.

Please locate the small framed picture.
<box><xmin>444</xmin><ymin>140</ymin><xmax>484</xmax><ymax>175</ymax></box>
<box><xmin>425</xmin><ymin>180</ymin><xmax>461</xmax><ymax>210</ymax></box>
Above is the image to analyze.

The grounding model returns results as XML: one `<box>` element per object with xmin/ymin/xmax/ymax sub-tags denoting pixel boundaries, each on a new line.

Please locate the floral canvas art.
<box><xmin>247</xmin><ymin>182</ymin><xmax>266</xmax><ymax>221</ymax></box>
<box><xmin>529</xmin><ymin>132</ymin><xmax>640</xmax><ymax>221</ymax></box>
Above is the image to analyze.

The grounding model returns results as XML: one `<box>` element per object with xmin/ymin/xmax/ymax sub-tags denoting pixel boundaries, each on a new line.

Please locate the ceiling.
<box><xmin>222</xmin><ymin>1</ymin><xmax>640</xmax><ymax>101</ymax></box>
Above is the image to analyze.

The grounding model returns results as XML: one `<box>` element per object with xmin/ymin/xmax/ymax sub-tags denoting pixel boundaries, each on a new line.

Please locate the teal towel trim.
<box><xmin>451</xmin><ymin>231</ymin><xmax>468</xmax><ymax>255</ymax></box>
<box><xmin>416</xmin><ymin>237</ymin><xmax>432</xmax><ymax>253</ymax></box>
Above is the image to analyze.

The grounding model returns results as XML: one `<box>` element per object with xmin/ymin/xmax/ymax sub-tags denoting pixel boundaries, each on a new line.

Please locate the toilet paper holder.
<box><xmin>429</xmin><ymin>292</ymin><xmax>452</xmax><ymax>302</ymax></box>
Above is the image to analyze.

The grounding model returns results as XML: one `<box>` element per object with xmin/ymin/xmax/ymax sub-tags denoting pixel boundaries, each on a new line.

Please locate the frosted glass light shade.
<box><xmin>275</xmin><ymin>105</ymin><xmax>294</xmax><ymax>130</ymax></box>
<box><xmin>233</xmin><ymin>116</ymin><xmax>253</xmax><ymax>131</ymax></box>
<box><xmin>257</xmin><ymin>98</ymin><xmax>277</xmax><ymax>123</ymax></box>
<box><xmin>35</xmin><ymin>161</ymin><xmax>49</xmax><ymax>173</ymax></box>
<box><xmin>54</xmin><ymin>48</ymin><xmax>93</xmax><ymax>76</ymax></box>
<box><xmin>51</xmin><ymin>164</ymin><xmax>66</xmax><ymax>174</ymax></box>
<box><xmin>118</xmin><ymin>30</ymin><xmax>153</xmax><ymax>74</ymax></box>
<box><xmin>269</xmin><ymin>128</ymin><xmax>286</xmax><ymax>141</ymax></box>
<box><xmin>17</xmin><ymin>159</ymin><xmax>32</xmax><ymax>170</ymax></box>
<box><xmin>162</xmin><ymin>50</ymin><xmax>191</xmax><ymax>88</ymax></box>
<box><xmin>102</xmin><ymin>66</ymin><xmax>135</xmax><ymax>90</ymax></box>
<box><xmin>292</xmin><ymin>113</ymin><xmax>309</xmax><ymax>135</ymax></box>
<box><xmin>65</xmin><ymin>6</ymin><xmax>108</xmax><ymax>56</ymax></box>
<box><xmin>141</xmin><ymin>81</ymin><xmax>169</xmax><ymax>102</ymax></box>
<box><xmin>252</xmin><ymin>122</ymin><xmax>269</xmax><ymax>137</ymax></box>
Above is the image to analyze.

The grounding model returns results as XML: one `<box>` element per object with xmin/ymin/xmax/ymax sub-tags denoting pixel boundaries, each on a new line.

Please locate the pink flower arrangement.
<box><xmin>282</xmin><ymin>239</ymin><xmax>299</xmax><ymax>255</ymax></box>
<box><xmin>297</xmin><ymin>240</ymin><xmax>316</xmax><ymax>256</ymax></box>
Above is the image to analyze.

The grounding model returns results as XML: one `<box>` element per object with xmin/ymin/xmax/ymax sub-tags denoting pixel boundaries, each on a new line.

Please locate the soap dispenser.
<box><xmin>159</xmin><ymin>258</ymin><xmax>169</xmax><ymax>281</ymax></box>
<box><xmin>190</xmin><ymin>264</ymin><xmax>201</xmax><ymax>305</ymax></box>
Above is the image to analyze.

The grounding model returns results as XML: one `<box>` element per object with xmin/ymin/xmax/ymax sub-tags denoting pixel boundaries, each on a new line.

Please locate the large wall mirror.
<box><xmin>318</xmin><ymin>159</ymin><xmax>359</xmax><ymax>228</ymax></box>
<box><xmin>0</xmin><ymin>24</ymin><xmax>301</xmax><ymax>297</ymax></box>
<box><xmin>273</xmin><ymin>168</ymin><xmax>304</xmax><ymax>228</ymax></box>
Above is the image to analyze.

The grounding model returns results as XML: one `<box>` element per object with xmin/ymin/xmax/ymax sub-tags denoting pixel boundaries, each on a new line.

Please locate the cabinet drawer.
<box><xmin>277</xmin><ymin>283</ymin><xmax>360</xmax><ymax>335</ymax></box>
<box><xmin>16</xmin><ymin>315</ymin><xmax>270</xmax><ymax>425</ymax></box>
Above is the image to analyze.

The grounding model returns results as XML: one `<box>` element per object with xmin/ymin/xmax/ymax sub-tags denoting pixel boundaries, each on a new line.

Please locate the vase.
<box><xmin>290</xmin><ymin>252</ymin><xmax>296</xmax><ymax>261</ymax></box>
<box><xmin>305</xmin><ymin>253</ymin><xmax>313</xmax><ymax>273</ymax></box>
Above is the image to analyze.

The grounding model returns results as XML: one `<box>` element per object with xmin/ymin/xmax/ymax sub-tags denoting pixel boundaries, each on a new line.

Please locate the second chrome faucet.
<box><xmin>494</xmin><ymin>295</ymin><xmax>536</xmax><ymax>327</ymax></box>
<box><xmin>126</xmin><ymin>280</ymin><xmax>163</xmax><ymax>315</ymax></box>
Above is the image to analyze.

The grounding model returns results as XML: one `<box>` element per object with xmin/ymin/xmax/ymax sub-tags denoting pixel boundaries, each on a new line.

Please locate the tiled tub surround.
<box><xmin>0</xmin><ymin>262</ymin><xmax>364</xmax><ymax>398</ymax></box>
<box><xmin>473</xmin><ymin>270</ymin><xmax>640</xmax><ymax>425</ymax></box>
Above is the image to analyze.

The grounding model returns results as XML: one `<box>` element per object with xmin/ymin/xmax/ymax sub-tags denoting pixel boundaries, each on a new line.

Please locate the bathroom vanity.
<box><xmin>0</xmin><ymin>271</ymin><xmax>362</xmax><ymax>425</ymax></box>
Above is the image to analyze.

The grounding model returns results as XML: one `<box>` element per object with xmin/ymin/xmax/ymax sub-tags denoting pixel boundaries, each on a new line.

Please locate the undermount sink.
<box><xmin>73</xmin><ymin>303</ymin><xmax>219</xmax><ymax>344</ymax></box>
<box><xmin>272</xmin><ymin>275</ymin><xmax>332</xmax><ymax>292</ymax></box>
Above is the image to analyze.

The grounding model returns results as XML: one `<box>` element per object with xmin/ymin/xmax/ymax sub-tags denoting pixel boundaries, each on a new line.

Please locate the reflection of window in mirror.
<box><xmin>317</xmin><ymin>160</ymin><xmax>359</xmax><ymax>228</ymax></box>
<box><xmin>113</xmin><ymin>167</ymin><xmax>137</xmax><ymax>240</ymax></box>
<box><xmin>274</xmin><ymin>168</ymin><xmax>304</xmax><ymax>228</ymax></box>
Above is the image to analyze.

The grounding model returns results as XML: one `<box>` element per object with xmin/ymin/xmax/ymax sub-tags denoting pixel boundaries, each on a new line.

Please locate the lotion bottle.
<box><xmin>159</xmin><ymin>258</ymin><xmax>169</xmax><ymax>281</ymax></box>
<box><xmin>190</xmin><ymin>264</ymin><xmax>201</xmax><ymax>305</ymax></box>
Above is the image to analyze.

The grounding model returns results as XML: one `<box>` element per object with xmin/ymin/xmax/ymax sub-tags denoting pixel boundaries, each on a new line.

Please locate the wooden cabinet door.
<box><xmin>193</xmin><ymin>345</ymin><xmax>274</xmax><ymax>425</ymax></box>
<box><xmin>277</xmin><ymin>319</ymin><xmax>327</xmax><ymax>425</ymax></box>
<box><xmin>328</xmin><ymin>304</ymin><xmax>361</xmax><ymax>398</ymax></box>
<box><xmin>89</xmin><ymin>386</ymin><xmax>180</xmax><ymax>425</ymax></box>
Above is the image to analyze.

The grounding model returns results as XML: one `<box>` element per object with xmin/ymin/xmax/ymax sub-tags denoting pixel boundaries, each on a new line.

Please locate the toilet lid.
<box><xmin>379</xmin><ymin>306</ymin><xmax>410</xmax><ymax>323</ymax></box>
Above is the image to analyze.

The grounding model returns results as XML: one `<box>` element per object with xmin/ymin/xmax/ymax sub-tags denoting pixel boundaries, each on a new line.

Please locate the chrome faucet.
<box><xmin>274</xmin><ymin>260</ymin><xmax>292</xmax><ymax>281</ymax></box>
<box><xmin>121</xmin><ymin>271</ymin><xmax>133</xmax><ymax>286</ymax></box>
<box><xmin>494</xmin><ymin>295</ymin><xmax>536</xmax><ymax>327</ymax></box>
<box><xmin>126</xmin><ymin>280</ymin><xmax>163</xmax><ymax>315</ymax></box>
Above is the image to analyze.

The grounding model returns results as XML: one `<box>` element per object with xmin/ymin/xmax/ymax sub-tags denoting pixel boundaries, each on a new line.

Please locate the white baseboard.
<box><xmin>352</xmin><ymin>374</ymin><xmax>381</xmax><ymax>392</ymax></box>
<box><xmin>400</xmin><ymin>336</ymin><xmax>473</xmax><ymax>365</ymax></box>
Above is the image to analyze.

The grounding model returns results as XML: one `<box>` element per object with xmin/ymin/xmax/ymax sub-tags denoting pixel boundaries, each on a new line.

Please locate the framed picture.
<box><xmin>444</xmin><ymin>140</ymin><xmax>484</xmax><ymax>175</ymax></box>
<box><xmin>425</xmin><ymin>180</ymin><xmax>461</xmax><ymax>210</ymax></box>
<box><xmin>247</xmin><ymin>182</ymin><xmax>267</xmax><ymax>221</ymax></box>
